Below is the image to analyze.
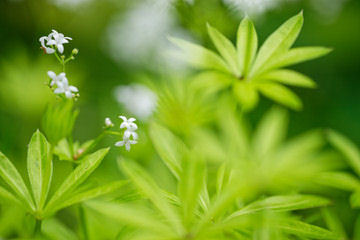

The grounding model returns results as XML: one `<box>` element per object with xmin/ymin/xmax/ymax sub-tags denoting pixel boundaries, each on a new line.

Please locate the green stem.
<box><xmin>79</xmin><ymin>205</ymin><xmax>89</xmax><ymax>240</ymax></box>
<box><xmin>34</xmin><ymin>219</ymin><xmax>42</xmax><ymax>237</ymax></box>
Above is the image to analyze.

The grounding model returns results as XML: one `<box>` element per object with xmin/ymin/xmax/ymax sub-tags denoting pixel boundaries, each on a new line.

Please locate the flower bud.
<box><xmin>72</xmin><ymin>48</ymin><xmax>79</xmax><ymax>55</ymax></box>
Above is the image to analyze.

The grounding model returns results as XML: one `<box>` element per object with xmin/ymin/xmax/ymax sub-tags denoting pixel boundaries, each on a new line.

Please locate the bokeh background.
<box><xmin>0</xmin><ymin>0</ymin><xmax>359</xmax><ymax>177</ymax></box>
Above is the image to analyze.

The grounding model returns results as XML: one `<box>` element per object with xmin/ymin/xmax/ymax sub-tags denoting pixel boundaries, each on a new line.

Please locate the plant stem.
<box><xmin>79</xmin><ymin>204</ymin><xmax>89</xmax><ymax>240</ymax></box>
<box><xmin>34</xmin><ymin>219</ymin><xmax>42</xmax><ymax>237</ymax></box>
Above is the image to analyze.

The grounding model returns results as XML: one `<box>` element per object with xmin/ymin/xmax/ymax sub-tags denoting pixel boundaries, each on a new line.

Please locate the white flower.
<box><xmin>119</xmin><ymin>116</ymin><xmax>138</xmax><ymax>131</ymax></box>
<box><xmin>115</xmin><ymin>138</ymin><xmax>137</xmax><ymax>151</ymax></box>
<box><xmin>105</xmin><ymin>117</ymin><xmax>114</xmax><ymax>127</ymax></box>
<box><xmin>124</xmin><ymin>129</ymin><xmax>138</xmax><ymax>140</ymax></box>
<box><xmin>47</xmin><ymin>71</ymin><xmax>66</xmax><ymax>86</ymax></box>
<box><xmin>54</xmin><ymin>76</ymin><xmax>78</xmax><ymax>99</ymax></box>
<box><xmin>114</xmin><ymin>84</ymin><xmax>157</xmax><ymax>120</ymax></box>
<box><xmin>39</xmin><ymin>34</ymin><xmax>56</xmax><ymax>54</ymax></box>
<box><xmin>46</xmin><ymin>30</ymin><xmax>72</xmax><ymax>54</ymax></box>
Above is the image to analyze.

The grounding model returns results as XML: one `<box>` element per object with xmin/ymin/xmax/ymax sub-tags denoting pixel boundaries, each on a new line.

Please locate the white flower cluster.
<box><xmin>48</xmin><ymin>71</ymin><xmax>78</xmax><ymax>99</ymax></box>
<box><xmin>39</xmin><ymin>29</ymin><xmax>72</xmax><ymax>54</ymax></box>
<box><xmin>40</xmin><ymin>30</ymin><xmax>79</xmax><ymax>99</ymax></box>
<box><xmin>115</xmin><ymin>116</ymin><xmax>138</xmax><ymax>151</ymax></box>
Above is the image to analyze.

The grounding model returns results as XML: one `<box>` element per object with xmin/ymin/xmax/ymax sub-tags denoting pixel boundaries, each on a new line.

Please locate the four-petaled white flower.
<box><xmin>54</xmin><ymin>76</ymin><xmax>78</xmax><ymax>99</ymax></box>
<box><xmin>115</xmin><ymin>138</ymin><xmax>138</xmax><ymax>151</ymax></box>
<box><xmin>105</xmin><ymin>117</ymin><xmax>114</xmax><ymax>128</ymax></box>
<box><xmin>39</xmin><ymin>34</ymin><xmax>56</xmax><ymax>54</ymax></box>
<box><xmin>48</xmin><ymin>71</ymin><xmax>66</xmax><ymax>86</ymax></box>
<box><xmin>119</xmin><ymin>116</ymin><xmax>138</xmax><ymax>131</ymax></box>
<box><xmin>39</xmin><ymin>29</ymin><xmax>72</xmax><ymax>54</ymax></box>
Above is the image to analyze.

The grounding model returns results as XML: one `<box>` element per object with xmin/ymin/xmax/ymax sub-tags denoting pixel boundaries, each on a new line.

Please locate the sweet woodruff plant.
<box><xmin>1</xmin><ymin>13</ymin><xmax>360</xmax><ymax>240</ymax></box>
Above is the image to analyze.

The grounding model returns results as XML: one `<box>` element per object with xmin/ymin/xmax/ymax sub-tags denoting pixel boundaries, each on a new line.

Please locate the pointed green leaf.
<box><xmin>228</xmin><ymin>195</ymin><xmax>330</xmax><ymax>220</ymax></box>
<box><xmin>120</xmin><ymin>160</ymin><xmax>182</xmax><ymax>234</ymax></box>
<box><xmin>314</xmin><ymin>172</ymin><xmax>360</xmax><ymax>191</ymax></box>
<box><xmin>237</xmin><ymin>17</ymin><xmax>258</xmax><ymax>77</ymax></box>
<box><xmin>49</xmin><ymin>180</ymin><xmax>127</xmax><ymax>215</ymax></box>
<box><xmin>321</xmin><ymin>208</ymin><xmax>348</xmax><ymax>240</ymax></box>
<box><xmin>27</xmin><ymin>130</ymin><xmax>53</xmax><ymax>210</ymax></box>
<box><xmin>0</xmin><ymin>185</ymin><xmax>22</xmax><ymax>205</ymax></box>
<box><xmin>0</xmin><ymin>151</ymin><xmax>34</xmax><ymax>211</ymax></box>
<box><xmin>252</xmin><ymin>107</ymin><xmax>288</xmax><ymax>158</ymax></box>
<box><xmin>169</xmin><ymin>37</ymin><xmax>230</xmax><ymax>72</ymax></box>
<box><xmin>45</xmin><ymin>148</ymin><xmax>109</xmax><ymax>214</ymax></box>
<box><xmin>257</xmin><ymin>83</ymin><xmax>303</xmax><ymax>110</ymax></box>
<box><xmin>178</xmin><ymin>154</ymin><xmax>205</xmax><ymax>226</ymax></box>
<box><xmin>86</xmin><ymin>201</ymin><xmax>174</xmax><ymax>237</ymax></box>
<box><xmin>233</xmin><ymin>81</ymin><xmax>259</xmax><ymax>111</ymax></box>
<box><xmin>192</xmin><ymin>71</ymin><xmax>235</xmax><ymax>95</ymax></box>
<box><xmin>251</xmin><ymin>12</ymin><xmax>304</xmax><ymax>76</ymax></box>
<box><xmin>42</xmin><ymin>218</ymin><xmax>78</xmax><ymax>240</ymax></box>
<box><xmin>268</xmin><ymin>47</ymin><xmax>332</xmax><ymax>70</ymax></box>
<box><xmin>327</xmin><ymin>130</ymin><xmax>360</xmax><ymax>177</ymax></box>
<box><xmin>149</xmin><ymin>122</ymin><xmax>186</xmax><ymax>179</ymax></box>
<box><xmin>277</xmin><ymin>219</ymin><xmax>338</xmax><ymax>239</ymax></box>
<box><xmin>259</xmin><ymin>69</ymin><xmax>316</xmax><ymax>88</ymax></box>
<box><xmin>207</xmin><ymin>23</ymin><xmax>239</xmax><ymax>76</ymax></box>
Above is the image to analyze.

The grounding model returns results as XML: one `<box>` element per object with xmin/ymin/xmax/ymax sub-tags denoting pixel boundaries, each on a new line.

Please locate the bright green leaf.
<box><xmin>228</xmin><ymin>195</ymin><xmax>330</xmax><ymax>219</ymax></box>
<box><xmin>314</xmin><ymin>172</ymin><xmax>360</xmax><ymax>191</ymax></box>
<box><xmin>251</xmin><ymin>12</ymin><xmax>304</xmax><ymax>76</ymax></box>
<box><xmin>327</xmin><ymin>130</ymin><xmax>360</xmax><ymax>177</ymax></box>
<box><xmin>0</xmin><ymin>151</ymin><xmax>34</xmax><ymax>211</ymax></box>
<box><xmin>120</xmin><ymin>160</ymin><xmax>183</xmax><ymax>234</ymax></box>
<box><xmin>233</xmin><ymin>81</ymin><xmax>259</xmax><ymax>111</ymax></box>
<box><xmin>257</xmin><ymin>83</ymin><xmax>303</xmax><ymax>110</ymax></box>
<box><xmin>45</xmin><ymin>148</ymin><xmax>109</xmax><ymax>215</ymax></box>
<box><xmin>207</xmin><ymin>23</ymin><xmax>239</xmax><ymax>76</ymax></box>
<box><xmin>169</xmin><ymin>37</ymin><xmax>230</xmax><ymax>72</ymax></box>
<box><xmin>252</xmin><ymin>107</ymin><xmax>288</xmax><ymax>158</ymax></box>
<box><xmin>259</xmin><ymin>69</ymin><xmax>316</xmax><ymax>88</ymax></box>
<box><xmin>149</xmin><ymin>122</ymin><xmax>186</xmax><ymax>179</ymax></box>
<box><xmin>237</xmin><ymin>17</ymin><xmax>258</xmax><ymax>77</ymax></box>
<box><xmin>267</xmin><ymin>47</ymin><xmax>332</xmax><ymax>70</ymax></box>
<box><xmin>277</xmin><ymin>218</ymin><xmax>338</xmax><ymax>239</ymax></box>
<box><xmin>27</xmin><ymin>130</ymin><xmax>53</xmax><ymax>210</ymax></box>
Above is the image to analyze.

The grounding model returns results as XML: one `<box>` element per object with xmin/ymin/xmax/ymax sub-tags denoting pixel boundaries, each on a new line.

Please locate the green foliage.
<box><xmin>41</xmin><ymin>99</ymin><xmax>79</xmax><ymax>144</ymax></box>
<box><xmin>0</xmin><ymin>130</ymin><xmax>117</xmax><ymax>221</ymax></box>
<box><xmin>170</xmin><ymin>12</ymin><xmax>331</xmax><ymax>111</ymax></box>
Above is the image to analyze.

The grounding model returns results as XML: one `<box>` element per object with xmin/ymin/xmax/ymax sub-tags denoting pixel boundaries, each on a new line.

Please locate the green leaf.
<box><xmin>27</xmin><ymin>130</ymin><xmax>53</xmax><ymax>210</ymax></box>
<box><xmin>168</xmin><ymin>36</ymin><xmax>230</xmax><ymax>72</ymax></box>
<box><xmin>267</xmin><ymin>47</ymin><xmax>332</xmax><ymax>70</ymax></box>
<box><xmin>86</xmin><ymin>200</ymin><xmax>174</xmax><ymax>237</ymax></box>
<box><xmin>251</xmin><ymin>12</ymin><xmax>304</xmax><ymax>76</ymax></box>
<box><xmin>149</xmin><ymin>122</ymin><xmax>186</xmax><ymax>179</ymax></box>
<box><xmin>257</xmin><ymin>83</ymin><xmax>302</xmax><ymax>110</ymax></box>
<box><xmin>227</xmin><ymin>195</ymin><xmax>330</xmax><ymax>219</ymax></box>
<box><xmin>178</xmin><ymin>154</ymin><xmax>205</xmax><ymax>226</ymax></box>
<box><xmin>259</xmin><ymin>69</ymin><xmax>316</xmax><ymax>88</ymax></box>
<box><xmin>252</xmin><ymin>107</ymin><xmax>288</xmax><ymax>158</ymax></box>
<box><xmin>237</xmin><ymin>17</ymin><xmax>258</xmax><ymax>77</ymax></box>
<box><xmin>350</xmin><ymin>191</ymin><xmax>360</xmax><ymax>208</ymax></box>
<box><xmin>45</xmin><ymin>148</ymin><xmax>109</xmax><ymax>214</ymax></box>
<box><xmin>54</xmin><ymin>138</ymin><xmax>73</xmax><ymax>161</ymax></box>
<box><xmin>232</xmin><ymin>81</ymin><xmax>259</xmax><ymax>111</ymax></box>
<box><xmin>0</xmin><ymin>185</ymin><xmax>21</xmax><ymax>205</ymax></box>
<box><xmin>321</xmin><ymin>208</ymin><xmax>348</xmax><ymax>239</ymax></box>
<box><xmin>0</xmin><ymin>151</ymin><xmax>34</xmax><ymax>211</ymax></box>
<box><xmin>192</xmin><ymin>71</ymin><xmax>234</xmax><ymax>95</ymax></box>
<box><xmin>327</xmin><ymin>130</ymin><xmax>360</xmax><ymax>177</ymax></box>
<box><xmin>49</xmin><ymin>180</ymin><xmax>127</xmax><ymax>215</ymax></box>
<box><xmin>276</xmin><ymin>219</ymin><xmax>338</xmax><ymax>239</ymax></box>
<box><xmin>207</xmin><ymin>23</ymin><xmax>239</xmax><ymax>76</ymax></box>
<box><xmin>42</xmin><ymin>218</ymin><xmax>78</xmax><ymax>240</ymax></box>
<box><xmin>314</xmin><ymin>172</ymin><xmax>360</xmax><ymax>191</ymax></box>
<box><xmin>120</xmin><ymin>160</ymin><xmax>183</xmax><ymax>234</ymax></box>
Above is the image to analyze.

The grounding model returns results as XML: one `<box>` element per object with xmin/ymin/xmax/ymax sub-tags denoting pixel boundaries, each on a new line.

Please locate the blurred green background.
<box><xmin>0</xmin><ymin>0</ymin><xmax>359</xmax><ymax>163</ymax></box>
